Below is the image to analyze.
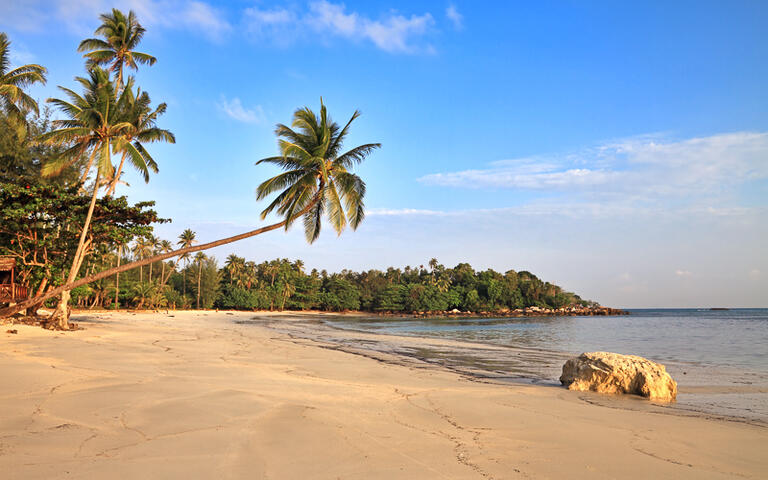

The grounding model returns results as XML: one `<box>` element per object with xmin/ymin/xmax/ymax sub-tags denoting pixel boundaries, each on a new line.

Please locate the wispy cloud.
<box><xmin>446</xmin><ymin>4</ymin><xmax>463</xmax><ymax>30</ymax></box>
<box><xmin>675</xmin><ymin>269</ymin><xmax>693</xmax><ymax>277</ymax></box>
<box><xmin>1</xmin><ymin>0</ymin><xmax>231</xmax><ymax>40</ymax></box>
<box><xmin>5</xmin><ymin>1</ymin><xmax>444</xmax><ymax>52</ymax></box>
<box><xmin>217</xmin><ymin>96</ymin><xmax>265</xmax><ymax>124</ymax></box>
<box><xmin>419</xmin><ymin>132</ymin><xmax>768</xmax><ymax>216</ymax></box>
<box><xmin>246</xmin><ymin>1</ymin><xmax>436</xmax><ymax>54</ymax></box>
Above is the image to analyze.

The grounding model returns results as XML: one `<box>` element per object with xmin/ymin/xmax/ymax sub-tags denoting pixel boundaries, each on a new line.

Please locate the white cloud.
<box><xmin>421</xmin><ymin>164</ymin><xmax>618</xmax><ymax>190</ymax></box>
<box><xmin>419</xmin><ymin>132</ymin><xmax>768</xmax><ymax>216</ymax></box>
<box><xmin>244</xmin><ymin>6</ymin><xmax>295</xmax><ymax>36</ymax></box>
<box><xmin>175</xmin><ymin>1</ymin><xmax>231</xmax><ymax>40</ymax></box>
<box><xmin>446</xmin><ymin>4</ymin><xmax>463</xmax><ymax>30</ymax></box>
<box><xmin>367</xmin><ymin>208</ymin><xmax>448</xmax><ymax>216</ymax></box>
<box><xmin>245</xmin><ymin>1</ymin><xmax>436</xmax><ymax>54</ymax></box>
<box><xmin>675</xmin><ymin>269</ymin><xmax>693</xmax><ymax>277</ymax></box>
<box><xmin>1</xmin><ymin>0</ymin><xmax>231</xmax><ymax>40</ymax></box>
<box><xmin>217</xmin><ymin>96</ymin><xmax>265</xmax><ymax>124</ymax></box>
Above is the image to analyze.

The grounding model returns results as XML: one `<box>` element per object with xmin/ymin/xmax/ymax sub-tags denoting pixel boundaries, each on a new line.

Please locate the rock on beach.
<box><xmin>560</xmin><ymin>352</ymin><xmax>678</xmax><ymax>402</ymax></box>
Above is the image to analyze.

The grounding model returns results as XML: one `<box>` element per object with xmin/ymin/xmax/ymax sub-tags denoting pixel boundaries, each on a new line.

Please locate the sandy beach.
<box><xmin>1</xmin><ymin>311</ymin><xmax>766</xmax><ymax>479</ymax></box>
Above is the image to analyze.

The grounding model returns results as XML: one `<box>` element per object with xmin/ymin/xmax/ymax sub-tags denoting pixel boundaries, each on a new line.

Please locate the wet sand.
<box><xmin>1</xmin><ymin>310</ymin><xmax>766</xmax><ymax>479</ymax></box>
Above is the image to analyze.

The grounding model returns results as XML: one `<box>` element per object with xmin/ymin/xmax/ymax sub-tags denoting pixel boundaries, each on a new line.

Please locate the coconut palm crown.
<box><xmin>38</xmin><ymin>66</ymin><xmax>129</xmax><ymax>184</ymax></box>
<box><xmin>39</xmin><ymin>69</ymin><xmax>171</xmax><ymax>190</ymax></box>
<box><xmin>106</xmin><ymin>81</ymin><xmax>175</xmax><ymax>194</ymax></box>
<box><xmin>0</xmin><ymin>32</ymin><xmax>47</xmax><ymax>122</ymax></box>
<box><xmin>256</xmin><ymin>99</ymin><xmax>380</xmax><ymax>243</ymax></box>
<box><xmin>78</xmin><ymin>9</ymin><xmax>156</xmax><ymax>87</ymax></box>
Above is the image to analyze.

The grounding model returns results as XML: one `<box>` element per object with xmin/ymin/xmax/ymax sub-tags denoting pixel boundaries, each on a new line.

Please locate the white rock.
<box><xmin>560</xmin><ymin>351</ymin><xmax>677</xmax><ymax>402</ymax></box>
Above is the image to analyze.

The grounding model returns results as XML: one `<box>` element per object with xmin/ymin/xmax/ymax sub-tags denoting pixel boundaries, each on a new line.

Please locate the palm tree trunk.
<box><xmin>115</xmin><ymin>245</ymin><xmax>121</xmax><ymax>309</ymax></box>
<box><xmin>197</xmin><ymin>262</ymin><xmax>202</xmax><ymax>309</ymax></box>
<box><xmin>50</xmin><ymin>169</ymin><xmax>102</xmax><ymax>329</ymax></box>
<box><xmin>0</xmin><ymin>202</ymin><xmax>316</xmax><ymax>321</ymax></box>
<box><xmin>149</xmin><ymin>262</ymin><xmax>153</xmax><ymax>283</ymax></box>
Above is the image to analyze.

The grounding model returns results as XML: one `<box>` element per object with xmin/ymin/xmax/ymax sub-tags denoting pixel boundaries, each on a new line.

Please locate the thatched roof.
<box><xmin>0</xmin><ymin>256</ymin><xmax>16</xmax><ymax>271</ymax></box>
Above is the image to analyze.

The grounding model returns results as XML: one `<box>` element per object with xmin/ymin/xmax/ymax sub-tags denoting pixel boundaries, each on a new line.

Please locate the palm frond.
<box><xmin>334</xmin><ymin>143</ymin><xmax>381</xmax><ymax>169</ymax></box>
<box><xmin>324</xmin><ymin>179</ymin><xmax>347</xmax><ymax>234</ymax></box>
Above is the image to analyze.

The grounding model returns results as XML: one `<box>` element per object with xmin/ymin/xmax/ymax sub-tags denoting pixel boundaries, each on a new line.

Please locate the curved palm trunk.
<box><xmin>50</xmin><ymin>170</ymin><xmax>102</xmax><ymax>329</ymax></box>
<box><xmin>0</xmin><ymin>202</ymin><xmax>315</xmax><ymax>321</ymax></box>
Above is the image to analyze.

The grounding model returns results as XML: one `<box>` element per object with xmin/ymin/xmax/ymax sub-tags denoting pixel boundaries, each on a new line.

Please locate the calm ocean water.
<box><xmin>325</xmin><ymin>309</ymin><xmax>768</xmax><ymax>423</ymax></box>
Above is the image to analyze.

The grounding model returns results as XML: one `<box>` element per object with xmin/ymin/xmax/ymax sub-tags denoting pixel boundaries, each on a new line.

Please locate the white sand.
<box><xmin>1</xmin><ymin>310</ymin><xmax>765</xmax><ymax>479</ymax></box>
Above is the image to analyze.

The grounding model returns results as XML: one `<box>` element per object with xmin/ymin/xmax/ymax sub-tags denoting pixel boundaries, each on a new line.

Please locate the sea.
<box><xmin>319</xmin><ymin>308</ymin><xmax>768</xmax><ymax>424</ymax></box>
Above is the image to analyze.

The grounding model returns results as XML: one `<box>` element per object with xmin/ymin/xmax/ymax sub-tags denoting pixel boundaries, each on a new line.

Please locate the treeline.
<box><xmin>215</xmin><ymin>256</ymin><xmax>592</xmax><ymax>312</ymax></box>
<box><xmin>71</xmin><ymin>254</ymin><xmax>592</xmax><ymax>313</ymax></box>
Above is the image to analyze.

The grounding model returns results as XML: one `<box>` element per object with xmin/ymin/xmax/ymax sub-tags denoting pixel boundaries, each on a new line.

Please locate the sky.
<box><xmin>1</xmin><ymin>0</ymin><xmax>767</xmax><ymax>308</ymax></box>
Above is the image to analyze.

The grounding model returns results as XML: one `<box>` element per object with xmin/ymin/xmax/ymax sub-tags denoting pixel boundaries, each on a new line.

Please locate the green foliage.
<box><xmin>320</xmin><ymin>276</ymin><xmax>360</xmax><ymax>311</ymax></box>
<box><xmin>216</xmin><ymin>287</ymin><xmax>264</xmax><ymax>310</ymax></box>
<box><xmin>0</xmin><ymin>181</ymin><xmax>167</xmax><ymax>303</ymax></box>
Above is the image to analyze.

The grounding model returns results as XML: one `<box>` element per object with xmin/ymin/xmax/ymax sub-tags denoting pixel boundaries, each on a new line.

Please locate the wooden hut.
<box><xmin>0</xmin><ymin>256</ymin><xmax>28</xmax><ymax>303</ymax></box>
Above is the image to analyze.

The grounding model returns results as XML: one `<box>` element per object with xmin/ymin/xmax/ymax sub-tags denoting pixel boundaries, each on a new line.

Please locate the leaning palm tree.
<box><xmin>0</xmin><ymin>32</ymin><xmax>47</xmax><ymax>127</ymax></box>
<box><xmin>78</xmin><ymin>9</ymin><xmax>156</xmax><ymax>89</ymax></box>
<box><xmin>1</xmin><ymin>100</ymin><xmax>380</xmax><ymax>322</ymax></box>
<box><xmin>177</xmin><ymin>229</ymin><xmax>196</xmax><ymax>298</ymax></box>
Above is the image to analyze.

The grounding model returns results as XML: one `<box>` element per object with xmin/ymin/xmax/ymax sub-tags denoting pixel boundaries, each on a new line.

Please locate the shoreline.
<box><xmin>1</xmin><ymin>310</ymin><xmax>765</xmax><ymax>478</ymax></box>
<box><xmin>247</xmin><ymin>311</ymin><xmax>768</xmax><ymax>427</ymax></box>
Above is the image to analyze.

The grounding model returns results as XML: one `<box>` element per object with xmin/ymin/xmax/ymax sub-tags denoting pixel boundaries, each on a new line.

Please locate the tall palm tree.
<box><xmin>38</xmin><ymin>67</ymin><xmax>129</xmax><ymax>328</ymax></box>
<box><xmin>78</xmin><ymin>9</ymin><xmax>156</xmax><ymax>89</ymax></box>
<box><xmin>38</xmin><ymin>67</ymin><xmax>170</xmax><ymax>328</ymax></box>
<box><xmin>132</xmin><ymin>235</ymin><xmax>153</xmax><ymax>282</ymax></box>
<box><xmin>194</xmin><ymin>252</ymin><xmax>206</xmax><ymax>309</ymax></box>
<box><xmin>244</xmin><ymin>261</ymin><xmax>257</xmax><ymax>289</ymax></box>
<box><xmin>1</xmin><ymin>100</ymin><xmax>380</xmax><ymax>322</ymax></box>
<box><xmin>114</xmin><ymin>241</ymin><xmax>123</xmax><ymax>308</ymax></box>
<box><xmin>158</xmin><ymin>239</ymin><xmax>173</xmax><ymax>285</ymax></box>
<box><xmin>224</xmin><ymin>254</ymin><xmax>244</xmax><ymax>286</ymax></box>
<box><xmin>0</xmin><ymin>32</ymin><xmax>47</xmax><ymax>127</ymax></box>
<box><xmin>177</xmin><ymin>229</ymin><xmax>196</xmax><ymax>298</ymax></box>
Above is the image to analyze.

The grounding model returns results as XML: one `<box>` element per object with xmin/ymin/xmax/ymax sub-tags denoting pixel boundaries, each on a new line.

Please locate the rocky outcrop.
<box><xmin>560</xmin><ymin>352</ymin><xmax>677</xmax><ymax>402</ymax></box>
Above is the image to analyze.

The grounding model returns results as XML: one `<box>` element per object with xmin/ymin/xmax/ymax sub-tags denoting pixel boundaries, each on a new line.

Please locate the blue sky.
<box><xmin>2</xmin><ymin>1</ymin><xmax>767</xmax><ymax>307</ymax></box>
